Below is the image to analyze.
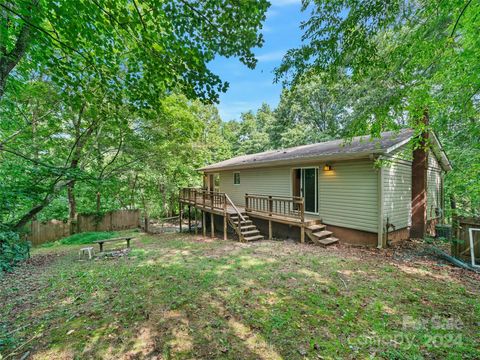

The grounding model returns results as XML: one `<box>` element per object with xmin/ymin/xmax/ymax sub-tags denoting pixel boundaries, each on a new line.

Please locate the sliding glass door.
<box><xmin>293</xmin><ymin>168</ymin><xmax>318</xmax><ymax>213</ymax></box>
<box><xmin>302</xmin><ymin>168</ymin><xmax>318</xmax><ymax>213</ymax></box>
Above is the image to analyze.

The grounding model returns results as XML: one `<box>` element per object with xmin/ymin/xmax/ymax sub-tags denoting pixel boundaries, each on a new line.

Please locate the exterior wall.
<box><xmin>382</xmin><ymin>143</ymin><xmax>413</xmax><ymax>231</ymax></box>
<box><xmin>383</xmin><ymin>161</ymin><xmax>412</xmax><ymax>230</ymax></box>
<box><xmin>318</xmin><ymin>159</ymin><xmax>378</xmax><ymax>233</ymax></box>
<box><xmin>218</xmin><ymin>166</ymin><xmax>292</xmax><ymax>206</ymax></box>
<box><xmin>216</xmin><ymin>159</ymin><xmax>379</xmax><ymax>234</ymax></box>
<box><xmin>427</xmin><ymin>150</ymin><xmax>442</xmax><ymax>221</ymax></box>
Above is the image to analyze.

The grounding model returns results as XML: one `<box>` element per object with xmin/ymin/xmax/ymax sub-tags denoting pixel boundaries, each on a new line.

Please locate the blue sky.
<box><xmin>209</xmin><ymin>0</ymin><xmax>307</xmax><ymax>121</ymax></box>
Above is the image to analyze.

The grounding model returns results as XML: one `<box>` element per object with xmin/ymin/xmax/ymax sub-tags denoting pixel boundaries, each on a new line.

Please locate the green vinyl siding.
<box><xmin>383</xmin><ymin>161</ymin><xmax>412</xmax><ymax>229</ymax></box>
<box><xmin>382</xmin><ymin>143</ymin><xmax>413</xmax><ymax>230</ymax></box>
<box><xmin>218</xmin><ymin>166</ymin><xmax>291</xmax><ymax>206</ymax></box>
<box><xmin>427</xmin><ymin>150</ymin><xmax>442</xmax><ymax>220</ymax></box>
<box><xmin>216</xmin><ymin>159</ymin><xmax>380</xmax><ymax>233</ymax></box>
<box><xmin>318</xmin><ymin>160</ymin><xmax>378</xmax><ymax>233</ymax></box>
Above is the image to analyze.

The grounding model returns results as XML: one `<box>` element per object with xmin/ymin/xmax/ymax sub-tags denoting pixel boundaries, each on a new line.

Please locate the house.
<box><xmin>179</xmin><ymin>129</ymin><xmax>452</xmax><ymax>247</ymax></box>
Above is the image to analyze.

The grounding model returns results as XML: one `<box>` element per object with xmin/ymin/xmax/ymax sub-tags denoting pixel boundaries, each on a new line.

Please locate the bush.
<box><xmin>0</xmin><ymin>231</ymin><xmax>30</xmax><ymax>272</ymax></box>
<box><xmin>41</xmin><ymin>231</ymin><xmax>119</xmax><ymax>247</ymax></box>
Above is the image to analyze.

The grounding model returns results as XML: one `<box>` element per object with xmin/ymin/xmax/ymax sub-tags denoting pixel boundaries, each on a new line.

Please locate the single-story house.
<box><xmin>180</xmin><ymin>128</ymin><xmax>451</xmax><ymax>247</ymax></box>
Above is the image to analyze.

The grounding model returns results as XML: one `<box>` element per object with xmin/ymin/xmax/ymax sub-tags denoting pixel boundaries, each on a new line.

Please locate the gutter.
<box><xmin>198</xmin><ymin>151</ymin><xmax>378</xmax><ymax>173</ymax></box>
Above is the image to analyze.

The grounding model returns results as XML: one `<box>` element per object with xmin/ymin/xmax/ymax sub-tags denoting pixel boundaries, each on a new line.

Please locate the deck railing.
<box><xmin>179</xmin><ymin>187</ymin><xmax>247</xmax><ymax>240</ymax></box>
<box><xmin>180</xmin><ymin>187</ymin><xmax>227</xmax><ymax>211</ymax></box>
<box><xmin>245</xmin><ymin>193</ymin><xmax>304</xmax><ymax>222</ymax></box>
<box><xmin>180</xmin><ymin>188</ymin><xmax>305</xmax><ymax>223</ymax></box>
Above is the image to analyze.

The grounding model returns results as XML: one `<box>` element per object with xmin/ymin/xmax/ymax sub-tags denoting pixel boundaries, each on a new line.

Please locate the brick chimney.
<box><xmin>410</xmin><ymin>112</ymin><xmax>429</xmax><ymax>238</ymax></box>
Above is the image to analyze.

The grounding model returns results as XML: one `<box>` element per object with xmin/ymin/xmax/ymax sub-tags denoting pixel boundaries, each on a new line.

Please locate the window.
<box><xmin>233</xmin><ymin>172</ymin><xmax>240</xmax><ymax>185</ymax></box>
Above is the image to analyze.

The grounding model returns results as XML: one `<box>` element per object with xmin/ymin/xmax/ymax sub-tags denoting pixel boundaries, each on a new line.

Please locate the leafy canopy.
<box><xmin>276</xmin><ymin>0</ymin><xmax>480</xmax><ymax>135</ymax></box>
<box><xmin>1</xmin><ymin>0</ymin><xmax>269</xmax><ymax>102</ymax></box>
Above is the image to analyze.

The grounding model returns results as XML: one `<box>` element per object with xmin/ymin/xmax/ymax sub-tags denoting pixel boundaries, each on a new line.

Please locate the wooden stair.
<box><xmin>305</xmin><ymin>221</ymin><xmax>339</xmax><ymax>246</ymax></box>
<box><xmin>229</xmin><ymin>214</ymin><xmax>264</xmax><ymax>242</ymax></box>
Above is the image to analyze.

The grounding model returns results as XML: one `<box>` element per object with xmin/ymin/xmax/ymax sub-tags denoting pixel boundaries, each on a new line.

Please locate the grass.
<box><xmin>40</xmin><ymin>231</ymin><xmax>119</xmax><ymax>247</ymax></box>
<box><xmin>1</xmin><ymin>232</ymin><xmax>479</xmax><ymax>359</ymax></box>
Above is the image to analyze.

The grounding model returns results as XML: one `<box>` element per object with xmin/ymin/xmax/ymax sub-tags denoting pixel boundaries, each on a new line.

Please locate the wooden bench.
<box><xmin>93</xmin><ymin>237</ymin><xmax>134</xmax><ymax>252</ymax></box>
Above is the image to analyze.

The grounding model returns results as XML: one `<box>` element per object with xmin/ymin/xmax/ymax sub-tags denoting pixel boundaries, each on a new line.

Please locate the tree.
<box><xmin>0</xmin><ymin>0</ymin><xmax>269</xmax><ymax>102</ymax></box>
<box><xmin>276</xmin><ymin>0</ymin><xmax>480</xmax><ymax>136</ymax></box>
<box><xmin>0</xmin><ymin>0</ymin><xmax>271</xmax><ymax>231</ymax></box>
<box><xmin>275</xmin><ymin>0</ymin><xmax>480</xmax><ymax>216</ymax></box>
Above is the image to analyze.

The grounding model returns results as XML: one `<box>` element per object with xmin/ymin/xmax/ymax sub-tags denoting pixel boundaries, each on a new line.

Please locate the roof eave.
<box><xmin>198</xmin><ymin>151</ymin><xmax>378</xmax><ymax>172</ymax></box>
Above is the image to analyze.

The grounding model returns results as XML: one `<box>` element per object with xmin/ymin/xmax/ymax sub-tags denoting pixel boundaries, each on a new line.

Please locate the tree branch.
<box><xmin>450</xmin><ymin>0</ymin><xmax>473</xmax><ymax>37</ymax></box>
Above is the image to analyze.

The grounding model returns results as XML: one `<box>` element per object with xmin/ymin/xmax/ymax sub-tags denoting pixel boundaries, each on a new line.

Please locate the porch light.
<box><xmin>323</xmin><ymin>164</ymin><xmax>333</xmax><ymax>171</ymax></box>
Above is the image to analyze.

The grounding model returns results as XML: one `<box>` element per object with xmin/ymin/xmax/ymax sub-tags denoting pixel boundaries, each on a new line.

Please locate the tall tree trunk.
<box><xmin>12</xmin><ymin>104</ymin><xmax>94</xmax><ymax>231</ymax></box>
<box><xmin>67</xmin><ymin>181</ymin><xmax>77</xmax><ymax>234</ymax></box>
<box><xmin>13</xmin><ymin>179</ymin><xmax>72</xmax><ymax>230</ymax></box>
<box><xmin>0</xmin><ymin>1</ymin><xmax>38</xmax><ymax>98</ymax></box>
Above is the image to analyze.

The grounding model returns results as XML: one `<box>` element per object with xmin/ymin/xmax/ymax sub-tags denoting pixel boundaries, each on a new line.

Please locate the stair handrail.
<box><xmin>224</xmin><ymin>194</ymin><xmax>246</xmax><ymax>222</ymax></box>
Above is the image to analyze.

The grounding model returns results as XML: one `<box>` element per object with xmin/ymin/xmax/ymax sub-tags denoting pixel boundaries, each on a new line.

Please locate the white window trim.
<box><xmin>233</xmin><ymin>172</ymin><xmax>240</xmax><ymax>185</ymax></box>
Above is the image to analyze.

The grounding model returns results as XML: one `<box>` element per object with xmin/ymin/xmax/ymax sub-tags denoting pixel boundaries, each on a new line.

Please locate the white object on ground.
<box><xmin>469</xmin><ymin>227</ymin><xmax>480</xmax><ymax>268</ymax></box>
<box><xmin>79</xmin><ymin>247</ymin><xmax>95</xmax><ymax>260</ymax></box>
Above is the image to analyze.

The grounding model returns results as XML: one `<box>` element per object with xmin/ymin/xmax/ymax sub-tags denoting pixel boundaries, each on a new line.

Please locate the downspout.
<box><xmin>377</xmin><ymin>161</ymin><xmax>385</xmax><ymax>248</ymax></box>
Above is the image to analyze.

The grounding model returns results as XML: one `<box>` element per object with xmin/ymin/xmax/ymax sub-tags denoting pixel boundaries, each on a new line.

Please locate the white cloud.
<box><xmin>256</xmin><ymin>50</ymin><xmax>286</xmax><ymax>62</ymax></box>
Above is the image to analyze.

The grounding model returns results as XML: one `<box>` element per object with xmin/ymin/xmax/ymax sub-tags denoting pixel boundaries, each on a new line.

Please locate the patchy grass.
<box><xmin>1</xmin><ymin>232</ymin><xmax>479</xmax><ymax>359</ymax></box>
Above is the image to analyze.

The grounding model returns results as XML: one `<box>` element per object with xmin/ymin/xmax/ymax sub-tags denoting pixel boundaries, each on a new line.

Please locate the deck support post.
<box><xmin>211</xmin><ymin>213</ymin><xmax>215</xmax><ymax>238</ymax></box>
<box><xmin>223</xmin><ymin>215</ymin><xmax>227</xmax><ymax>240</ymax></box>
<box><xmin>268</xmin><ymin>220</ymin><xmax>272</xmax><ymax>240</ymax></box>
<box><xmin>194</xmin><ymin>208</ymin><xmax>198</xmax><ymax>235</ymax></box>
<box><xmin>202</xmin><ymin>211</ymin><xmax>206</xmax><ymax>237</ymax></box>
<box><xmin>300</xmin><ymin>226</ymin><xmax>305</xmax><ymax>243</ymax></box>
<box><xmin>179</xmin><ymin>203</ymin><xmax>183</xmax><ymax>233</ymax></box>
<box><xmin>188</xmin><ymin>205</ymin><xmax>191</xmax><ymax>233</ymax></box>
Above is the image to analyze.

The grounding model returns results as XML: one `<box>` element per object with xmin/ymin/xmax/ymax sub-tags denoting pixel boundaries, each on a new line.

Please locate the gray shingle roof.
<box><xmin>200</xmin><ymin>129</ymin><xmax>414</xmax><ymax>171</ymax></box>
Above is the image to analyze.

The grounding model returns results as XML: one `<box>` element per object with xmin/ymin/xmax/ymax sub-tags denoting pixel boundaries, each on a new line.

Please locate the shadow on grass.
<box><xmin>1</xmin><ymin>234</ymin><xmax>479</xmax><ymax>359</ymax></box>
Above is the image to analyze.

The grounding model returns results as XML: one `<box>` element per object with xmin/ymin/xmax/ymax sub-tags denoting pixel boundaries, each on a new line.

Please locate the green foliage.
<box><xmin>276</xmin><ymin>0</ymin><xmax>480</xmax><ymax>134</ymax></box>
<box><xmin>41</xmin><ymin>231</ymin><xmax>119</xmax><ymax>248</ymax></box>
<box><xmin>1</xmin><ymin>0</ymin><xmax>269</xmax><ymax>103</ymax></box>
<box><xmin>274</xmin><ymin>0</ymin><xmax>480</xmax><ymax>217</ymax></box>
<box><xmin>0</xmin><ymin>231</ymin><xmax>30</xmax><ymax>272</ymax></box>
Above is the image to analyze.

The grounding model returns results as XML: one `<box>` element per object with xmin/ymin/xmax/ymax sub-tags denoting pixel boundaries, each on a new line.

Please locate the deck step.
<box><xmin>311</xmin><ymin>230</ymin><xmax>333</xmax><ymax>239</ymax></box>
<box><xmin>240</xmin><ymin>225</ymin><xmax>256</xmax><ymax>230</ymax></box>
<box><xmin>241</xmin><ymin>229</ymin><xmax>260</xmax><ymax>236</ymax></box>
<box><xmin>231</xmin><ymin>215</ymin><xmax>249</xmax><ymax>220</ymax></box>
<box><xmin>243</xmin><ymin>235</ymin><xmax>264</xmax><ymax>242</ymax></box>
<box><xmin>307</xmin><ymin>224</ymin><xmax>326</xmax><ymax>231</ymax></box>
<box><xmin>315</xmin><ymin>237</ymin><xmax>339</xmax><ymax>246</ymax></box>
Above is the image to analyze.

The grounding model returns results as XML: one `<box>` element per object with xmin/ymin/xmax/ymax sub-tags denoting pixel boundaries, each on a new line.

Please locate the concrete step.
<box><xmin>243</xmin><ymin>235</ymin><xmax>264</xmax><ymax>242</ymax></box>
<box><xmin>315</xmin><ymin>237</ymin><xmax>339</xmax><ymax>246</ymax></box>
<box><xmin>241</xmin><ymin>229</ymin><xmax>260</xmax><ymax>236</ymax></box>
<box><xmin>311</xmin><ymin>230</ymin><xmax>333</xmax><ymax>239</ymax></box>
<box><xmin>307</xmin><ymin>224</ymin><xmax>326</xmax><ymax>232</ymax></box>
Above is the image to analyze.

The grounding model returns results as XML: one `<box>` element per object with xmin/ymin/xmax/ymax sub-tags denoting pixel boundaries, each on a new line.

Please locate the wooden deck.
<box><xmin>179</xmin><ymin>193</ymin><xmax>320</xmax><ymax>226</ymax></box>
<box><xmin>179</xmin><ymin>188</ymin><xmax>335</xmax><ymax>245</ymax></box>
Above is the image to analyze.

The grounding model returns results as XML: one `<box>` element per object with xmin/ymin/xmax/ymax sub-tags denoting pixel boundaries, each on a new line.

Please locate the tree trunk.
<box><xmin>0</xmin><ymin>1</ymin><xmax>38</xmax><ymax>98</ymax></box>
<box><xmin>13</xmin><ymin>179</ymin><xmax>71</xmax><ymax>230</ymax></box>
<box><xmin>67</xmin><ymin>181</ymin><xmax>77</xmax><ymax>235</ymax></box>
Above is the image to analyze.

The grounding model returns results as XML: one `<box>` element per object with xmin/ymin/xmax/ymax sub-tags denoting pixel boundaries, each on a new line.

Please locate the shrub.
<box><xmin>0</xmin><ymin>231</ymin><xmax>30</xmax><ymax>272</ymax></box>
<box><xmin>41</xmin><ymin>231</ymin><xmax>119</xmax><ymax>247</ymax></box>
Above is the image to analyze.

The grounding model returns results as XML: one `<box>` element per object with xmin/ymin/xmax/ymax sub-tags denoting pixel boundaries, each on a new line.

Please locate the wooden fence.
<box><xmin>451</xmin><ymin>216</ymin><xmax>480</xmax><ymax>262</ymax></box>
<box><xmin>27</xmin><ymin>210</ymin><xmax>140</xmax><ymax>246</ymax></box>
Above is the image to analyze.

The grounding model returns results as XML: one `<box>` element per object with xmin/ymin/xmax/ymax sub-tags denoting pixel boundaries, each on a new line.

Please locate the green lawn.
<box><xmin>1</xmin><ymin>232</ymin><xmax>479</xmax><ymax>359</ymax></box>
